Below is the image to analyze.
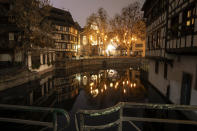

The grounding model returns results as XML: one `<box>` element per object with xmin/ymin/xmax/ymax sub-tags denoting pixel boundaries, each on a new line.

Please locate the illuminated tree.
<box><xmin>84</xmin><ymin>8</ymin><xmax>109</xmax><ymax>56</ymax></box>
<box><xmin>110</xmin><ymin>2</ymin><xmax>146</xmax><ymax>56</ymax></box>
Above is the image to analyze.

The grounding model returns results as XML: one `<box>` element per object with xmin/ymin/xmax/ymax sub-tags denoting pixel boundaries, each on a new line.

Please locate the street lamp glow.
<box><xmin>124</xmin><ymin>89</ymin><xmax>126</xmax><ymax>94</ymax></box>
<box><xmin>90</xmin><ymin>35</ymin><xmax>93</xmax><ymax>41</ymax></box>
<box><xmin>107</xmin><ymin>44</ymin><xmax>115</xmax><ymax>52</ymax></box>
<box><xmin>104</xmin><ymin>84</ymin><xmax>107</xmax><ymax>90</ymax></box>
<box><xmin>110</xmin><ymin>83</ymin><xmax>113</xmax><ymax>87</ymax></box>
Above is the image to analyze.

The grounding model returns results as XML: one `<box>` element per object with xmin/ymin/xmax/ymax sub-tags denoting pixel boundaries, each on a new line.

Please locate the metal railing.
<box><xmin>0</xmin><ymin>104</ymin><xmax>70</xmax><ymax>131</ymax></box>
<box><xmin>75</xmin><ymin>102</ymin><xmax>197</xmax><ymax>131</ymax></box>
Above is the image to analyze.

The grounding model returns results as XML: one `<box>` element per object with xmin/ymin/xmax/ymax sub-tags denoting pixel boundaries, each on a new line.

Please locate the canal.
<box><xmin>0</xmin><ymin>65</ymin><xmax>196</xmax><ymax>130</ymax></box>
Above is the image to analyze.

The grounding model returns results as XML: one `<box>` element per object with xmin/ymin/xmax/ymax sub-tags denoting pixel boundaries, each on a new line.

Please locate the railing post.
<box><xmin>53</xmin><ymin>112</ymin><xmax>57</xmax><ymax>131</ymax></box>
<box><xmin>80</xmin><ymin>113</ymin><xmax>84</xmax><ymax>131</ymax></box>
<box><xmin>119</xmin><ymin>107</ymin><xmax>123</xmax><ymax>131</ymax></box>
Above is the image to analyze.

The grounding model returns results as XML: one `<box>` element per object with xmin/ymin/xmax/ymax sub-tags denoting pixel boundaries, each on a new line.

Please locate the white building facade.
<box><xmin>142</xmin><ymin>0</ymin><xmax>197</xmax><ymax>105</ymax></box>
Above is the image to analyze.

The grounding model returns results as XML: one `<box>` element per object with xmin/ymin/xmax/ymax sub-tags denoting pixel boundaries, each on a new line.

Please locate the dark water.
<box><xmin>0</xmin><ymin>66</ymin><xmax>196</xmax><ymax>131</ymax></box>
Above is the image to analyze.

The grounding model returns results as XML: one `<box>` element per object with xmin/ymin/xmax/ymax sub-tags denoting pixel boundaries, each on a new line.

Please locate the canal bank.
<box><xmin>0</xmin><ymin>57</ymin><xmax>143</xmax><ymax>91</ymax></box>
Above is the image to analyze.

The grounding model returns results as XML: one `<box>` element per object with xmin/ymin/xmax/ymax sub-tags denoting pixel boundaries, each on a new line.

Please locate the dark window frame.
<box><xmin>164</xmin><ymin>63</ymin><xmax>168</xmax><ymax>79</ymax></box>
<box><xmin>155</xmin><ymin>61</ymin><xmax>159</xmax><ymax>74</ymax></box>
<box><xmin>171</xmin><ymin>14</ymin><xmax>179</xmax><ymax>38</ymax></box>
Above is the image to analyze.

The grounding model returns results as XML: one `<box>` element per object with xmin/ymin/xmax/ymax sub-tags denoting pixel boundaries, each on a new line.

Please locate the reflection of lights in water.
<box><xmin>108</xmin><ymin>69</ymin><xmax>117</xmax><ymax>78</ymax></box>
<box><xmin>110</xmin><ymin>83</ymin><xmax>113</xmax><ymax>87</ymax></box>
<box><xmin>127</xmin><ymin>81</ymin><xmax>129</xmax><ymax>85</ymax></box>
<box><xmin>124</xmin><ymin>89</ymin><xmax>126</xmax><ymax>94</ymax></box>
<box><xmin>95</xmin><ymin>89</ymin><xmax>99</xmax><ymax>94</ymax></box>
<box><xmin>83</xmin><ymin>76</ymin><xmax>87</xmax><ymax>86</ymax></box>
<box><xmin>91</xmin><ymin>75</ymin><xmax>97</xmax><ymax>81</ymax></box>
<box><xmin>115</xmin><ymin>82</ymin><xmax>119</xmax><ymax>89</ymax></box>
<box><xmin>91</xmin><ymin>89</ymin><xmax>99</xmax><ymax>97</ymax></box>
<box><xmin>104</xmin><ymin>84</ymin><xmax>107</xmax><ymax>90</ymax></box>
<box><xmin>90</xmin><ymin>82</ymin><xmax>94</xmax><ymax>86</ymax></box>
<box><xmin>134</xmin><ymin>83</ymin><xmax>136</xmax><ymax>87</ymax></box>
<box><xmin>76</xmin><ymin>75</ymin><xmax>81</xmax><ymax>81</ymax></box>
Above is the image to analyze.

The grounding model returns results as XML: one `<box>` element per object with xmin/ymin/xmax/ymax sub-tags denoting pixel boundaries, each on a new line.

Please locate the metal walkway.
<box><xmin>0</xmin><ymin>104</ymin><xmax>70</xmax><ymax>131</ymax></box>
<box><xmin>75</xmin><ymin>102</ymin><xmax>197</xmax><ymax>131</ymax></box>
<box><xmin>1</xmin><ymin>102</ymin><xmax>197</xmax><ymax>131</ymax></box>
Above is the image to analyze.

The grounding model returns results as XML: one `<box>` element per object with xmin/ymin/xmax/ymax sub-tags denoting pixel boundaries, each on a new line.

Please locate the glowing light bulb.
<box><xmin>123</xmin><ymin>81</ymin><xmax>125</xmax><ymax>85</ymax></box>
<box><xmin>110</xmin><ymin>83</ymin><xmax>113</xmax><ymax>87</ymax></box>
<box><xmin>127</xmin><ymin>81</ymin><xmax>129</xmax><ymax>85</ymax></box>
<box><xmin>124</xmin><ymin>89</ymin><xmax>126</xmax><ymax>94</ymax></box>
<box><xmin>134</xmin><ymin>83</ymin><xmax>136</xmax><ymax>87</ymax></box>
<box><xmin>104</xmin><ymin>84</ymin><xmax>107</xmax><ymax>90</ymax></box>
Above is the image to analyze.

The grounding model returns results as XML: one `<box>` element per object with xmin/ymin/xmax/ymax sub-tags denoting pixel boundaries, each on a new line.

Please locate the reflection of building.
<box><xmin>49</xmin><ymin>7</ymin><xmax>81</xmax><ymax>59</ymax></box>
<box><xmin>142</xmin><ymin>0</ymin><xmax>197</xmax><ymax>105</ymax></box>
<box><xmin>54</xmin><ymin>75</ymin><xmax>79</xmax><ymax>103</ymax></box>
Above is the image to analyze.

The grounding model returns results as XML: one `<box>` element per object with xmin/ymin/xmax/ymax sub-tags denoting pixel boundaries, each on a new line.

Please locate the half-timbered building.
<box><xmin>142</xmin><ymin>0</ymin><xmax>197</xmax><ymax>105</ymax></box>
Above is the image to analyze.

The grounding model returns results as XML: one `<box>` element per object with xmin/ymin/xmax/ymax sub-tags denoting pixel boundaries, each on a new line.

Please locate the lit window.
<box><xmin>187</xmin><ymin>20</ymin><xmax>190</xmax><ymax>26</ymax></box>
<box><xmin>9</xmin><ymin>33</ymin><xmax>14</xmax><ymax>40</ymax></box>
<box><xmin>187</xmin><ymin>10</ymin><xmax>191</xmax><ymax>18</ymax></box>
<box><xmin>192</xmin><ymin>18</ymin><xmax>194</xmax><ymax>25</ymax></box>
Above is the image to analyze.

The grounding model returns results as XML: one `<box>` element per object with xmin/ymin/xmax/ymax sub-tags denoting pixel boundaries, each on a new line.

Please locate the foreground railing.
<box><xmin>0</xmin><ymin>104</ymin><xmax>70</xmax><ymax>131</ymax></box>
<box><xmin>75</xmin><ymin>102</ymin><xmax>197</xmax><ymax>131</ymax></box>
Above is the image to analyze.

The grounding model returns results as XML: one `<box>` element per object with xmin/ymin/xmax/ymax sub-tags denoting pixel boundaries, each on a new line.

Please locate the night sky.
<box><xmin>51</xmin><ymin>0</ymin><xmax>144</xmax><ymax>27</ymax></box>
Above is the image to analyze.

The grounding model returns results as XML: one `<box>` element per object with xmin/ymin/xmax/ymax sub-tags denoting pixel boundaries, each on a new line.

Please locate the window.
<box><xmin>67</xmin><ymin>44</ymin><xmax>71</xmax><ymax>49</ymax></box>
<box><xmin>60</xmin><ymin>26</ymin><xmax>63</xmax><ymax>31</ymax></box>
<box><xmin>65</xmin><ymin>35</ymin><xmax>69</xmax><ymax>41</ymax></box>
<box><xmin>156</xmin><ymin>30</ymin><xmax>161</xmax><ymax>49</ymax></box>
<box><xmin>182</xmin><ymin>6</ymin><xmax>195</xmax><ymax>35</ymax></box>
<box><xmin>62</xmin><ymin>44</ymin><xmax>66</xmax><ymax>49</ymax></box>
<box><xmin>61</xmin><ymin>34</ymin><xmax>64</xmax><ymax>40</ymax></box>
<box><xmin>181</xmin><ymin>72</ymin><xmax>192</xmax><ymax>105</ymax></box>
<box><xmin>195</xmin><ymin>65</ymin><xmax>197</xmax><ymax>90</ymax></box>
<box><xmin>135</xmin><ymin>43</ymin><xmax>143</xmax><ymax>48</ymax></box>
<box><xmin>171</xmin><ymin>15</ymin><xmax>179</xmax><ymax>38</ymax></box>
<box><xmin>152</xmin><ymin>33</ymin><xmax>157</xmax><ymax>49</ymax></box>
<box><xmin>147</xmin><ymin>36</ymin><xmax>150</xmax><ymax>50</ymax></box>
<box><xmin>155</xmin><ymin>61</ymin><xmax>159</xmax><ymax>74</ymax></box>
<box><xmin>164</xmin><ymin>63</ymin><xmax>168</xmax><ymax>79</ymax></box>
<box><xmin>66</xmin><ymin>27</ymin><xmax>69</xmax><ymax>32</ymax></box>
<box><xmin>9</xmin><ymin>33</ymin><xmax>14</xmax><ymax>40</ymax></box>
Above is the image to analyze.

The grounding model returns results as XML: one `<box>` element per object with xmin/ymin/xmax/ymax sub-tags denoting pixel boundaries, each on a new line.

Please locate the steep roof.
<box><xmin>49</xmin><ymin>7</ymin><xmax>75</xmax><ymax>27</ymax></box>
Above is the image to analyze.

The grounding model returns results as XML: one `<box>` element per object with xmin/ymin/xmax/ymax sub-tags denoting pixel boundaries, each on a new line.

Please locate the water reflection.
<box><xmin>71</xmin><ymin>68</ymin><xmax>147</xmax><ymax>109</ymax></box>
